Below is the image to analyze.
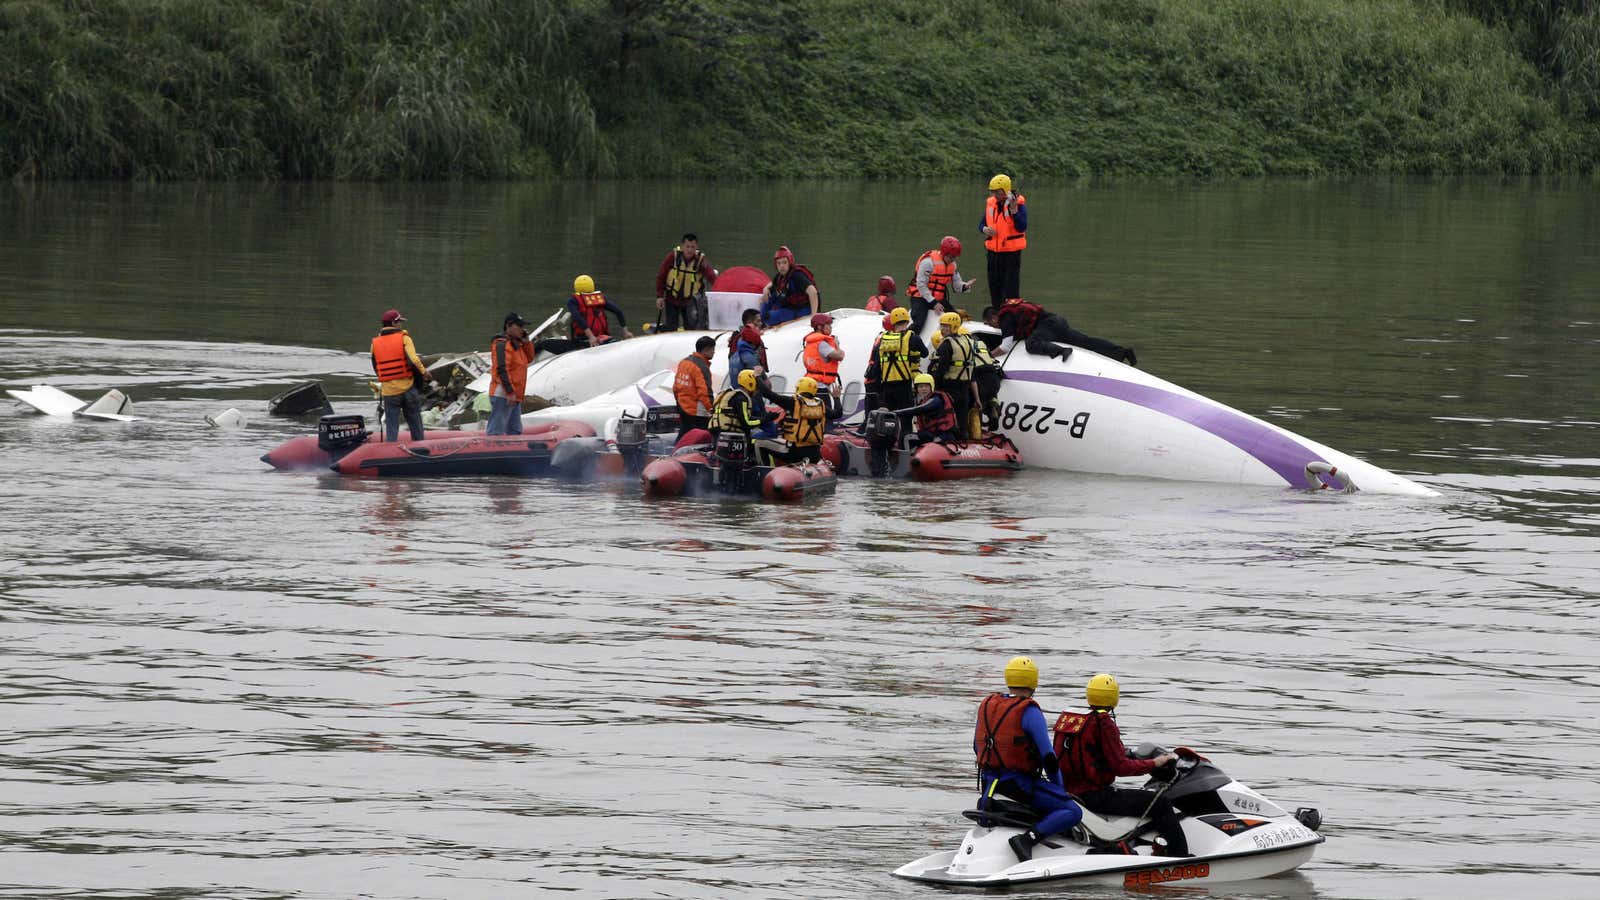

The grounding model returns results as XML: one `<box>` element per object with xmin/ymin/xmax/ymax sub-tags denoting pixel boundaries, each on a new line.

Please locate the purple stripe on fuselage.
<box><xmin>1005</xmin><ymin>369</ymin><xmax>1327</xmax><ymax>488</ymax></box>
<box><xmin>636</xmin><ymin>386</ymin><xmax>662</xmax><ymax>408</ymax></box>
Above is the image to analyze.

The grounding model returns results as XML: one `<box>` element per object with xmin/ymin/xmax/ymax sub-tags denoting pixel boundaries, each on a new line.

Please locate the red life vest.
<box><xmin>984</xmin><ymin>193</ymin><xmax>1028</xmax><ymax>252</ymax></box>
<box><xmin>865</xmin><ymin>293</ymin><xmax>898</xmax><ymax>312</ymax></box>
<box><xmin>802</xmin><ymin>331</ymin><xmax>840</xmax><ymax>384</ymax></box>
<box><xmin>917</xmin><ymin>390</ymin><xmax>959</xmax><ymax>435</ymax></box>
<box><xmin>370</xmin><ymin>331</ymin><xmax>413</xmax><ymax>383</ymax></box>
<box><xmin>905</xmin><ymin>250</ymin><xmax>956</xmax><ymax>303</ymax></box>
<box><xmin>727</xmin><ymin>324</ymin><xmax>769</xmax><ymax>370</ymax></box>
<box><xmin>773</xmin><ymin>264</ymin><xmax>819</xmax><ymax>309</ymax></box>
<box><xmin>1001</xmin><ymin>298</ymin><xmax>1045</xmax><ymax>340</ymax></box>
<box><xmin>572</xmin><ymin>291</ymin><xmax>611</xmax><ymax>339</ymax></box>
<box><xmin>974</xmin><ymin>693</ymin><xmax>1041</xmax><ymax>774</ymax></box>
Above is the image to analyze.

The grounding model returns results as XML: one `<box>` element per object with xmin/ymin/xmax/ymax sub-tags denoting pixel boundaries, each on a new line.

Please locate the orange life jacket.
<box><xmin>489</xmin><ymin>334</ymin><xmax>531</xmax><ymax>400</ymax></box>
<box><xmin>571</xmin><ymin>291</ymin><xmax>612</xmax><ymax>340</ymax></box>
<box><xmin>905</xmin><ymin>250</ymin><xmax>956</xmax><ymax>303</ymax></box>
<box><xmin>1001</xmin><ymin>298</ymin><xmax>1045</xmax><ymax>340</ymax></box>
<box><xmin>917</xmin><ymin>390</ymin><xmax>959</xmax><ymax>435</ymax></box>
<box><xmin>974</xmin><ymin>693</ymin><xmax>1041</xmax><ymax>774</ymax></box>
<box><xmin>984</xmin><ymin>193</ymin><xmax>1028</xmax><ymax>252</ymax></box>
<box><xmin>802</xmin><ymin>331</ymin><xmax>840</xmax><ymax>384</ymax></box>
<box><xmin>865</xmin><ymin>293</ymin><xmax>898</xmax><ymax>313</ymax></box>
<box><xmin>371</xmin><ymin>331</ymin><xmax>413</xmax><ymax>383</ymax></box>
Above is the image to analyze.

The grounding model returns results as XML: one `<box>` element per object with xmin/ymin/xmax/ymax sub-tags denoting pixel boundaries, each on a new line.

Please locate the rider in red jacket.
<box><xmin>1056</xmin><ymin>673</ymin><xmax>1189</xmax><ymax>857</ymax></box>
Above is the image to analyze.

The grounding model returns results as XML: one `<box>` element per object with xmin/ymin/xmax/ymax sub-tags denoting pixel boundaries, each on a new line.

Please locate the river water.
<box><xmin>1</xmin><ymin>181</ymin><xmax>1596</xmax><ymax>899</ymax></box>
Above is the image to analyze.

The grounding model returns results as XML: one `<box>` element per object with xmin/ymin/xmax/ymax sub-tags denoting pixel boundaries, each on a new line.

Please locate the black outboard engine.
<box><xmin>615</xmin><ymin>414</ymin><xmax>650</xmax><ymax>475</ymax></box>
<box><xmin>644</xmin><ymin>405</ymin><xmax>680</xmax><ymax>435</ymax></box>
<box><xmin>317</xmin><ymin>414</ymin><xmax>368</xmax><ymax>457</ymax></box>
<box><xmin>269</xmin><ymin>381</ymin><xmax>335</xmax><ymax>417</ymax></box>
<box><xmin>865</xmin><ymin>408</ymin><xmax>900</xmax><ymax>443</ymax></box>
<box><xmin>713</xmin><ymin>432</ymin><xmax>751</xmax><ymax>492</ymax></box>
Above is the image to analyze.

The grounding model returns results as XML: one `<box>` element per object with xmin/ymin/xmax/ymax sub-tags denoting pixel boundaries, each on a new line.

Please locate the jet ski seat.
<box><xmin>961</xmin><ymin>798</ymin><xmax>1040</xmax><ymax>830</ymax></box>
<box><xmin>1075</xmin><ymin>808</ymin><xmax>1147</xmax><ymax>842</ymax></box>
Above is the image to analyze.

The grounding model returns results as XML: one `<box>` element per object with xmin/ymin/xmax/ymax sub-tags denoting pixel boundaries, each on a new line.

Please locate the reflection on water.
<box><xmin>1</xmin><ymin>180</ymin><xmax>1598</xmax><ymax>899</ymax></box>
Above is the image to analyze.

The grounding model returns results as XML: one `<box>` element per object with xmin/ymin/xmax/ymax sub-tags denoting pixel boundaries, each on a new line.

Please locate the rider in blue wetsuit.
<box><xmin>974</xmin><ymin>656</ymin><xmax>1084</xmax><ymax>862</ymax></box>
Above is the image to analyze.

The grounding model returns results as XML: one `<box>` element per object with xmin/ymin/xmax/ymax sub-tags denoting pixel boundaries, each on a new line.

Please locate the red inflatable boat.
<box><xmin>907</xmin><ymin>435</ymin><xmax>1023</xmax><ymax>481</ymax></box>
<box><xmin>822</xmin><ymin>431</ymin><xmax>1023</xmax><ymax>480</ymax></box>
<box><xmin>262</xmin><ymin>414</ymin><xmax>595</xmax><ymax>476</ymax></box>
<box><xmin>641</xmin><ymin>434</ymin><xmax>837</xmax><ymax>502</ymax></box>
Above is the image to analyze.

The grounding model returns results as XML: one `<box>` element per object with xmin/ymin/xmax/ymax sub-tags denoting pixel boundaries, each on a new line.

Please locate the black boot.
<box><xmin>1121</xmin><ymin>346</ymin><xmax>1138</xmax><ymax>367</ymax></box>
<box><xmin>1008</xmin><ymin>831</ymin><xmax>1037</xmax><ymax>862</ymax></box>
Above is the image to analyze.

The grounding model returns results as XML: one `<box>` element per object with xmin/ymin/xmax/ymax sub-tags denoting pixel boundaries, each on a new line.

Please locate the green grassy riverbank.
<box><xmin>1</xmin><ymin>0</ymin><xmax>1596</xmax><ymax>179</ymax></box>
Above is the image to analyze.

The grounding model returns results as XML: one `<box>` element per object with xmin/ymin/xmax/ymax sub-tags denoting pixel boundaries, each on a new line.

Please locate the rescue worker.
<box><xmin>974</xmin><ymin>656</ymin><xmax>1083</xmax><ymax>863</ymax></box>
<box><xmin>876</xmin><ymin>307</ymin><xmax>927</xmax><ymax>415</ymax></box>
<box><xmin>370</xmin><ymin>308</ymin><xmax>433</xmax><ymax>442</ymax></box>
<box><xmin>927</xmin><ymin>312</ymin><xmax>979</xmax><ymax>438</ymax></box>
<box><xmin>802</xmin><ymin>313</ymin><xmax>846</xmax><ymax>420</ymax></box>
<box><xmin>856</xmin><ymin>312</ymin><xmax>893</xmax><ymax>436</ymax></box>
<box><xmin>894</xmin><ymin>373</ymin><xmax>960</xmax><ymax>446</ymax></box>
<box><xmin>1057</xmin><ymin>674</ymin><xmax>1188</xmax><ymax>857</ymax></box>
<box><xmin>673</xmin><ymin>335</ymin><xmax>717</xmax><ymax>437</ymax></box>
<box><xmin>655</xmin><ymin>232</ymin><xmax>718</xmax><ymax>331</ymax></box>
<box><xmin>773</xmin><ymin>376</ymin><xmax>828</xmax><ymax>464</ymax></box>
<box><xmin>971</xmin><ymin>331</ymin><xmax>1004</xmax><ymax>434</ymax></box>
<box><xmin>981</xmin><ymin>174</ymin><xmax>1027</xmax><ymax>308</ymax></box>
<box><xmin>758</xmin><ymin>246</ymin><xmax>819</xmax><ymax>326</ymax></box>
<box><xmin>865</xmin><ymin>275</ymin><xmax>898</xmax><ymax>312</ymax></box>
<box><xmin>568</xmin><ymin>274</ymin><xmax>634</xmax><ymax>347</ymax></box>
<box><xmin>906</xmin><ymin>235</ymin><xmax>973</xmax><ymax>334</ymax></box>
<box><xmin>710</xmin><ymin>369</ymin><xmax>776</xmax><ymax>440</ymax></box>
<box><xmin>988</xmin><ymin>298</ymin><xmax>1137</xmax><ymax>367</ymax></box>
<box><xmin>486</xmin><ymin>312</ymin><xmax>533</xmax><ymax>436</ymax></box>
<box><xmin>729</xmin><ymin>308</ymin><xmax>768</xmax><ymax>383</ymax></box>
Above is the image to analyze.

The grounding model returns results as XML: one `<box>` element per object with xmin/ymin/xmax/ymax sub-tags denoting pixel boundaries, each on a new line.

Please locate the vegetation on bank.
<box><xmin>1</xmin><ymin>0</ymin><xmax>1596</xmax><ymax>179</ymax></box>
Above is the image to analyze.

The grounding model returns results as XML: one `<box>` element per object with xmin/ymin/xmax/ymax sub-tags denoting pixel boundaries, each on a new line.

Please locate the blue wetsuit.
<box><xmin>977</xmin><ymin>698</ymin><xmax>1083</xmax><ymax>839</ymax></box>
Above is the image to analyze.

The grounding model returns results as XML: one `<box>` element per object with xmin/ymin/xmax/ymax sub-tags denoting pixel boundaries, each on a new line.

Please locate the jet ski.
<box><xmin>894</xmin><ymin>744</ymin><xmax>1323</xmax><ymax>889</ymax></box>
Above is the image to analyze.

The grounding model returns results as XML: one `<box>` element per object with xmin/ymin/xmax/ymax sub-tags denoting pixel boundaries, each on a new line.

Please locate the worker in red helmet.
<box><xmin>865</xmin><ymin>275</ymin><xmax>898</xmax><ymax>313</ymax></box>
<box><xmin>759</xmin><ymin>245</ymin><xmax>820</xmax><ymax>327</ymax></box>
<box><xmin>802</xmin><ymin>312</ymin><xmax>846</xmax><ymax>420</ymax></box>
<box><xmin>906</xmin><ymin>235</ymin><xmax>973</xmax><ymax>333</ymax></box>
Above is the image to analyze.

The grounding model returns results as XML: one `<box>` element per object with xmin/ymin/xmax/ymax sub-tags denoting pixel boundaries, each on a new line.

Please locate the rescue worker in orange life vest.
<box><xmin>907</xmin><ymin>235</ymin><xmax>973</xmax><ymax>334</ymax></box>
<box><xmin>893</xmin><ymin>373</ymin><xmax>961</xmax><ymax>447</ymax></box>
<box><xmin>568</xmin><ymin>274</ymin><xmax>633</xmax><ymax>347</ymax></box>
<box><xmin>981</xmin><ymin>174</ymin><xmax>1027</xmax><ymax>309</ymax></box>
<box><xmin>975</xmin><ymin>656</ymin><xmax>1083</xmax><ymax>863</ymax></box>
<box><xmin>487</xmin><ymin>312</ymin><xmax>533</xmax><ymax>436</ymax></box>
<box><xmin>370</xmin><ymin>308</ymin><xmax>434</xmax><ymax>442</ymax></box>
<box><xmin>1058</xmin><ymin>674</ymin><xmax>1188</xmax><ymax>857</ymax></box>
<box><xmin>865</xmin><ymin>275</ymin><xmax>898</xmax><ymax>313</ymax></box>
<box><xmin>802</xmin><ymin>313</ymin><xmax>845</xmax><ymax>420</ymax></box>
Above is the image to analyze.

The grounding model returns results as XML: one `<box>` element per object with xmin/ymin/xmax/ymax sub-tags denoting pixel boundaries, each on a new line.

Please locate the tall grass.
<box><xmin>0</xmin><ymin>0</ymin><xmax>1593</xmax><ymax>179</ymax></box>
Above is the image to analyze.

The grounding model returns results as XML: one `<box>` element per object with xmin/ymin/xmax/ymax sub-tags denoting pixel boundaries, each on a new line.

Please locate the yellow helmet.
<box><xmin>573</xmin><ymin>274</ymin><xmax>596</xmax><ymax>294</ymax></box>
<box><xmin>938</xmin><ymin>312</ymin><xmax>961</xmax><ymax>329</ymax></box>
<box><xmin>737</xmin><ymin>370</ymin><xmax>758</xmax><ymax>392</ymax></box>
<box><xmin>796</xmin><ymin>376</ymin><xmax>818</xmax><ymax>395</ymax></box>
<box><xmin>888</xmin><ymin>307</ymin><xmax>912</xmax><ymax>326</ymax></box>
<box><xmin>1086</xmin><ymin>673</ymin><xmax>1120</xmax><ymax>709</ymax></box>
<box><xmin>1004</xmin><ymin>656</ymin><xmax>1038</xmax><ymax>690</ymax></box>
<box><xmin>913</xmin><ymin>372</ymin><xmax>935</xmax><ymax>389</ymax></box>
<box><xmin>930</xmin><ymin>331</ymin><xmax>944</xmax><ymax>348</ymax></box>
<box><xmin>988</xmin><ymin>173</ymin><xmax>1012</xmax><ymax>192</ymax></box>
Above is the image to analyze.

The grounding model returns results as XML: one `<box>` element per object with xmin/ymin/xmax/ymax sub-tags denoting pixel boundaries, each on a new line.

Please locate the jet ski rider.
<box><xmin>1057</xmin><ymin>673</ymin><xmax>1189</xmax><ymax>857</ymax></box>
<box><xmin>974</xmin><ymin>656</ymin><xmax>1084</xmax><ymax>863</ymax></box>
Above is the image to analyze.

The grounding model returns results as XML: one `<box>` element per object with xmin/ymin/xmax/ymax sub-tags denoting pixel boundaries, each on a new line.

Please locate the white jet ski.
<box><xmin>514</xmin><ymin>308</ymin><xmax>1436</xmax><ymax>495</ymax></box>
<box><xmin>894</xmin><ymin>745</ymin><xmax>1324</xmax><ymax>889</ymax></box>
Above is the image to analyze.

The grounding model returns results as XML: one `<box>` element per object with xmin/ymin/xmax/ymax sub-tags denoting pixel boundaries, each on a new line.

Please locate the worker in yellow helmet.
<box><xmin>981</xmin><ymin>173</ymin><xmax>1028</xmax><ymax>309</ymax></box>
<box><xmin>1056</xmin><ymin>674</ymin><xmax>1188</xmax><ymax>858</ymax></box>
<box><xmin>567</xmin><ymin>274</ymin><xmax>634</xmax><ymax>348</ymax></box>
<box><xmin>974</xmin><ymin>656</ymin><xmax>1083</xmax><ymax>862</ymax></box>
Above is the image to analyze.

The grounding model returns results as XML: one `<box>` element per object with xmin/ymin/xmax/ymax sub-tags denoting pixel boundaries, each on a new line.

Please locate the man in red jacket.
<box><xmin>1057</xmin><ymin>673</ymin><xmax>1189</xmax><ymax>857</ymax></box>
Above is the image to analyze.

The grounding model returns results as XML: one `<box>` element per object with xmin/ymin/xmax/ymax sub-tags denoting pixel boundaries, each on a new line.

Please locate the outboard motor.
<box><xmin>713</xmin><ymin>432</ymin><xmax>750</xmax><ymax>492</ymax></box>
<box><xmin>615</xmin><ymin>414</ymin><xmax>650</xmax><ymax>475</ymax></box>
<box><xmin>317</xmin><ymin>414</ymin><xmax>368</xmax><ymax>457</ymax></box>
<box><xmin>644</xmin><ymin>405</ymin><xmax>680</xmax><ymax>436</ymax></box>
<box><xmin>866</xmin><ymin>408</ymin><xmax>900</xmax><ymax>443</ymax></box>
